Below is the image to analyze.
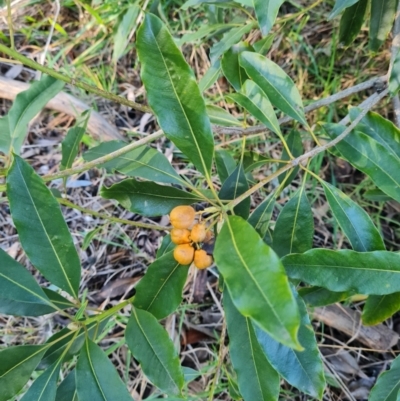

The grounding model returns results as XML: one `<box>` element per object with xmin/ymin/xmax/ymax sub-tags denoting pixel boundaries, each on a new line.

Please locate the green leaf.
<box><xmin>321</xmin><ymin>181</ymin><xmax>385</xmax><ymax>252</ymax></box>
<box><xmin>76</xmin><ymin>339</ymin><xmax>133</xmax><ymax>401</ymax></box>
<box><xmin>369</xmin><ymin>354</ymin><xmax>400</xmax><ymax>401</ymax></box>
<box><xmin>61</xmin><ymin>127</ymin><xmax>85</xmax><ymax>171</ymax></box>
<box><xmin>298</xmin><ymin>286</ymin><xmax>350</xmax><ymax>307</ymax></box>
<box><xmin>0</xmin><ymin>345</ymin><xmax>47</xmax><ymax>401</ymax></box>
<box><xmin>83</xmin><ymin>141</ymin><xmax>182</xmax><ymax>185</ymax></box>
<box><xmin>221</xmin><ymin>42</ymin><xmax>252</xmax><ymax>91</ymax></box>
<box><xmin>390</xmin><ymin>49</ymin><xmax>400</xmax><ymax>95</ymax></box>
<box><xmin>255</xmin><ymin>288</ymin><xmax>325</xmax><ymax>399</ymax></box>
<box><xmin>39</xmin><ymin>320</ymin><xmax>109</xmax><ymax>369</ymax></box>
<box><xmin>206</xmin><ymin>105</ymin><xmax>242</xmax><ymax>127</ymax></box>
<box><xmin>7</xmin><ymin>156</ymin><xmax>81</xmax><ymax>298</ymax></box>
<box><xmin>253</xmin><ymin>0</ymin><xmax>285</xmax><ymax>35</ymax></box>
<box><xmin>272</xmin><ymin>187</ymin><xmax>314</xmax><ymax>258</ymax></box>
<box><xmin>339</xmin><ymin>0</ymin><xmax>368</xmax><ymax>45</ymax></box>
<box><xmin>199</xmin><ymin>60</ymin><xmax>221</xmax><ymax>92</ymax></box>
<box><xmin>370</xmin><ymin>0</ymin><xmax>397</xmax><ymax>51</ymax></box>
<box><xmin>253</xmin><ymin>34</ymin><xmax>275</xmax><ymax>54</ymax></box>
<box><xmin>126</xmin><ymin>307</ymin><xmax>184</xmax><ymax>394</ymax></box>
<box><xmin>101</xmin><ymin>179</ymin><xmax>201</xmax><ymax>216</ymax></box>
<box><xmin>324</xmin><ymin>124</ymin><xmax>400</xmax><ymax>203</ymax></box>
<box><xmin>219</xmin><ymin>165</ymin><xmax>250</xmax><ymax>219</ymax></box>
<box><xmin>283</xmin><ymin>249</ymin><xmax>400</xmax><ymax>295</ymax></box>
<box><xmin>20</xmin><ymin>360</ymin><xmax>61</xmax><ymax>401</ymax></box>
<box><xmin>210</xmin><ymin>23</ymin><xmax>256</xmax><ymax>64</ymax></box>
<box><xmin>133</xmin><ymin>251</ymin><xmax>189</xmax><ymax>319</ymax></box>
<box><xmin>362</xmin><ymin>293</ymin><xmax>400</xmax><ymax>325</ymax></box>
<box><xmin>215</xmin><ymin>149</ymin><xmax>236</xmax><ymax>184</ymax></box>
<box><xmin>364</xmin><ymin>188</ymin><xmax>394</xmax><ymax>202</ymax></box>
<box><xmin>349</xmin><ymin>109</ymin><xmax>400</xmax><ymax>160</ymax></box>
<box><xmin>137</xmin><ymin>13</ymin><xmax>214</xmax><ymax>176</ymax></box>
<box><xmin>156</xmin><ymin>234</ymin><xmax>175</xmax><ymax>258</ymax></box>
<box><xmin>278</xmin><ymin>130</ymin><xmax>303</xmax><ymax>186</ymax></box>
<box><xmin>224</xmin><ymin>289</ymin><xmax>280</xmax><ymax>401</ymax></box>
<box><xmin>0</xmin><ymin>75</ymin><xmax>65</xmax><ymax>155</ymax></box>
<box><xmin>56</xmin><ymin>370</ymin><xmax>77</xmax><ymax>401</ymax></box>
<box><xmin>113</xmin><ymin>4</ymin><xmax>141</xmax><ymax>62</ymax></box>
<box><xmin>214</xmin><ymin>215</ymin><xmax>301</xmax><ymax>349</ymax></box>
<box><xmin>247</xmin><ymin>192</ymin><xmax>275</xmax><ymax>237</ymax></box>
<box><xmin>240</xmin><ymin>52</ymin><xmax>306</xmax><ymax>125</ymax></box>
<box><xmin>42</xmin><ymin>288</ymin><xmax>75</xmax><ymax>310</ymax></box>
<box><xmin>228</xmin><ymin>80</ymin><xmax>281</xmax><ymax>136</ymax></box>
<box><xmin>328</xmin><ymin>0</ymin><xmax>359</xmax><ymax>20</ymax></box>
<box><xmin>0</xmin><ymin>248</ymin><xmax>58</xmax><ymax>316</ymax></box>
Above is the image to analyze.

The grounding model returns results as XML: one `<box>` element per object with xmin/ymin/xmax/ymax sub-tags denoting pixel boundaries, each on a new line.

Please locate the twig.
<box><xmin>58</xmin><ymin>198</ymin><xmax>169</xmax><ymax>231</ymax></box>
<box><xmin>42</xmin><ymin>130</ymin><xmax>164</xmax><ymax>182</ymax></box>
<box><xmin>213</xmin><ymin>76</ymin><xmax>387</xmax><ymax>136</ymax></box>
<box><xmin>226</xmin><ymin>88</ymin><xmax>389</xmax><ymax>210</ymax></box>
<box><xmin>0</xmin><ymin>44</ymin><xmax>152</xmax><ymax>114</ymax></box>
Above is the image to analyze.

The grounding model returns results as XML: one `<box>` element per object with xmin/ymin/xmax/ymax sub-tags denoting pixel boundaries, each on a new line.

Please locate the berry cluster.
<box><xmin>169</xmin><ymin>206</ymin><xmax>214</xmax><ymax>269</ymax></box>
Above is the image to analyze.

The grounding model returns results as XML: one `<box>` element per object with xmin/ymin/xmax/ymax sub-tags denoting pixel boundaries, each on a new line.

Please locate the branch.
<box><xmin>226</xmin><ymin>88</ymin><xmax>389</xmax><ymax>210</ymax></box>
<box><xmin>0</xmin><ymin>44</ymin><xmax>152</xmax><ymax>114</ymax></box>
<box><xmin>213</xmin><ymin>76</ymin><xmax>387</xmax><ymax>136</ymax></box>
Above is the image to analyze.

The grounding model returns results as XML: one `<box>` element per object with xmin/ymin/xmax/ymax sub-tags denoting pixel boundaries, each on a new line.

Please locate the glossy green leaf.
<box><xmin>364</xmin><ymin>189</ymin><xmax>393</xmax><ymax>202</ymax></box>
<box><xmin>0</xmin><ymin>247</ymin><xmax>58</xmax><ymax>316</ymax></box>
<box><xmin>240</xmin><ymin>52</ymin><xmax>306</xmax><ymax>125</ymax></box>
<box><xmin>215</xmin><ymin>149</ymin><xmax>236</xmax><ymax>184</ymax></box>
<box><xmin>126</xmin><ymin>307</ymin><xmax>184</xmax><ymax>394</ymax></box>
<box><xmin>278</xmin><ymin>130</ymin><xmax>303</xmax><ymax>186</ymax></box>
<box><xmin>61</xmin><ymin>127</ymin><xmax>85</xmax><ymax>171</ymax></box>
<box><xmin>113</xmin><ymin>4</ymin><xmax>140</xmax><ymax>62</ymax></box>
<box><xmin>369</xmin><ymin>354</ymin><xmax>400</xmax><ymax>401</ymax></box>
<box><xmin>339</xmin><ymin>0</ymin><xmax>368</xmax><ymax>45</ymax></box>
<box><xmin>253</xmin><ymin>0</ymin><xmax>284</xmax><ymax>35</ymax></box>
<box><xmin>101</xmin><ymin>179</ymin><xmax>201</xmax><ymax>216</ymax></box>
<box><xmin>20</xmin><ymin>360</ymin><xmax>61</xmax><ymax>401</ymax></box>
<box><xmin>349</xmin><ymin>109</ymin><xmax>400</xmax><ymax>160</ymax></box>
<box><xmin>255</xmin><ymin>288</ymin><xmax>325</xmax><ymax>398</ymax></box>
<box><xmin>133</xmin><ymin>251</ymin><xmax>189</xmax><ymax>319</ymax></box>
<box><xmin>321</xmin><ymin>181</ymin><xmax>385</xmax><ymax>252</ymax></box>
<box><xmin>214</xmin><ymin>215</ymin><xmax>301</xmax><ymax>349</ymax></box>
<box><xmin>210</xmin><ymin>23</ymin><xmax>256</xmax><ymax>64</ymax></box>
<box><xmin>228</xmin><ymin>80</ymin><xmax>281</xmax><ymax>136</ymax></box>
<box><xmin>156</xmin><ymin>234</ymin><xmax>175</xmax><ymax>258</ymax></box>
<box><xmin>298</xmin><ymin>286</ymin><xmax>350</xmax><ymax>307</ymax></box>
<box><xmin>283</xmin><ymin>249</ymin><xmax>400</xmax><ymax>295</ymax></box>
<box><xmin>0</xmin><ymin>345</ymin><xmax>46</xmax><ymax>401</ymax></box>
<box><xmin>206</xmin><ymin>105</ymin><xmax>242</xmax><ymax>127</ymax></box>
<box><xmin>390</xmin><ymin>49</ymin><xmax>400</xmax><ymax>95</ymax></box>
<box><xmin>199</xmin><ymin>60</ymin><xmax>221</xmax><ymax>92</ymax></box>
<box><xmin>370</xmin><ymin>0</ymin><xmax>397</xmax><ymax>51</ymax></box>
<box><xmin>272</xmin><ymin>188</ymin><xmax>314</xmax><ymax>258</ymax></box>
<box><xmin>219</xmin><ymin>165</ymin><xmax>250</xmax><ymax>219</ymax></box>
<box><xmin>224</xmin><ymin>289</ymin><xmax>279</xmax><ymax>401</ymax></box>
<box><xmin>362</xmin><ymin>293</ymin><xmax>400</xmax><ymax>326</ymax></box>
<box><xmin>76</xmin><ymin>339</ymin><xmax>133</xmax><ymax>401</ymax></box>
<box><xmin>253</xmin><ymin>34</ymin><xmax>275</xmax><ymax>54</ymax></box>
<box><xmin>247</xmin><ymin>193</ymin><xmax>275</xmax><ymax>237</ymax></box>
<box><xmin>42</xmin><ymin>288</ymin><xmax>75</xmax><ymax>310</ymax></box>
<box><xmin>221</xmin><ymin>42</ymin><xmax>252</xmax><ymax>91</ymax></box>
<box><xmin>56</xmin><ymin>370</ymin><xmax>77</xmax><ymax>401</ymax></box>
<box><xmin>0</xmin><ymin>75</ymin><xmax>64</xmax><ymax>155</ymax></box>
<box><xmin>325</xmin><ymin>124</ymin><xmax>400</xmax><ymax>203</ymax></box>
<box><xmin>39</xmin><ymin>320</ymin><xmax>109</xmax><ymax>369</ymax></box>
<box><xmin>137</xmin><ymin>13</ymin><xmax>214</xmax><ymax>176</ymax></box>
<box><xmin>328</xmin><ymin>0</ymin><xmax>359</xmax><ymax>20</ymax></box>
<box><xmin>7</xmin><ymin>156</ymin><xmax>81</xmax><ymax>298</ymax></box>
<box><xmin>83</xmin><ymin>141</ymin><xmax>182</xmax><ymax>184</ymax></box>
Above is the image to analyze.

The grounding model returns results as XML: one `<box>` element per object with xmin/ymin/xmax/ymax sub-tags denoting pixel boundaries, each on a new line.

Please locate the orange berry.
<box><xmin>169</xmin><ymin>206</ymin><xmax>196</xmax><ymax>229</ymax></box>
<box><xmin>190</xmin><ymin>223</ymin><xmax>207</xmax><ymax>243</ymax></box>
<box><xmin>173</xmin><ymin>244</ymin><xmax>195</xmax><ymax>265</ymax></box>
<box><xmin>193</xmin><ymin>249</ymin><xmax>213</xmax><ymax>269</ymax></box>
<box><xmin>171</xmin><ymin>228</ymin><xmax>191</xmax><ymax>244</ymax></box>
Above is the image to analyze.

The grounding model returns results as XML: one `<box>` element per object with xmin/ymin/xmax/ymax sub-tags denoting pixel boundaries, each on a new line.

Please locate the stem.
<box><xmin>226</xmin><ymin>89</ymin><xmax>389</xmax><ymax>210</ymax></box>
<box><xmin>0</xmin><ymin>44</ymin><xmax>151</xmax><ymax>114</ymax></box>
<box><xmin>82</xmin><ymin>297</ymin><xmax>133</xmax><ymax>326</ymax></box>
<box><xmin>58</xmin><ymin>198</ymin><xmax>169</xmax><ymax>231</ymax></box>
<box><xmin>6</xmin><ymin>0</ymin><xmax>14</xmax><ymax>49</ymax></box>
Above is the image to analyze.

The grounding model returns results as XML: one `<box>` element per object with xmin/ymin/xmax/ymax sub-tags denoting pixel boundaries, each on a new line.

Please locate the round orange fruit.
<box><xmin>169</xmin><ymin>205</ymin><xmax>196</xmax><ymax>229</ymax></box>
